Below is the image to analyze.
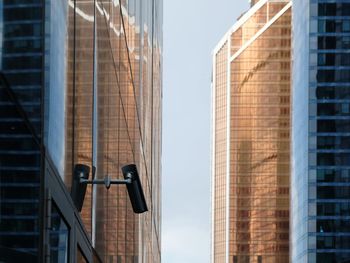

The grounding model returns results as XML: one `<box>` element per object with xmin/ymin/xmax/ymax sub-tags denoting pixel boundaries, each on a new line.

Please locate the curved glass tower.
<box><xmin>212</xmin><ymin>0</ymin><xmax>291</xmax><ymax>262</ymax></box>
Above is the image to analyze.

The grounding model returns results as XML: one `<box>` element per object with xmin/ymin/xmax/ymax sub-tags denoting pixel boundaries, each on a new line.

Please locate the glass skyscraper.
<box><xmin>0</xmin><ymin>0</ymin><xmax>44</xmax><ymax>261</ymax></box>
<box><xmin>0</xmin><ymin>0</ymin><xmax>162</xmax><ymax>262</ymax></box>
<box><xmin>292</xmin><ymin>1</ymin><xmax>350</xmax><ymax>262</ymax></box>
<box><xmin>212</xmin><ymin>0</ymin><xmax>291</xmax><ymax>262</ymax></box>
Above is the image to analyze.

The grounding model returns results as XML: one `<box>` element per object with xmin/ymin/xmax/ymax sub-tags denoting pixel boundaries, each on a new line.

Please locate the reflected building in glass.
<box><xmin>211</xmin><ymin>0</ymin><xmax>291</xmax><ymax>262</ymax></box>
<box><xmin>0</xmin><ymin>0</ymin><xmax>162</xmax><ymax>262</ymax></box>
<box><xmin>292</xmin><ymin>1</ymin><xmax>350</xmax><ymax>262</ymax></box>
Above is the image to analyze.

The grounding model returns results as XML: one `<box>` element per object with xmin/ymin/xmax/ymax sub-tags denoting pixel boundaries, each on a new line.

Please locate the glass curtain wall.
<box><xmin>229</xmin><ymin>4</ymin><xmax>291</xmax><ymax>262</ymax></box>
<box><xmin>213</xmin><ymin>41</ymin><xmax>228</xmax><ymax>263</ymax></box>
<box><xmin>0</xmin><ymin>0</ymin><xmax>162</xmax><ymax>262</ymax></box>
<box><xmin>316</xmin><ymin>2</ymin><xmax>350</xmax><ymax>262</ymax></box>
<box><xmin>292</xmin><ymin>1</ymin><xmax>350</xmax><ymax>262</ymax></box>
<box><xmin>212</xmin><ymin>1</ymin><xmax>291</xmax><ymax>262</ymax></box>
<box><xmin>0</xmin><ymin>0</ymin><xmax>44</xmax><ymax>261</ymax></box>
<box><xmin>65</xmin><ymin>0</ymin><xmax>162</xmax><ymax>262</ymax></box>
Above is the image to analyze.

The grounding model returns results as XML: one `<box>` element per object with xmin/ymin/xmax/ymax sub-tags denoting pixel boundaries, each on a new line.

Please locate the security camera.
<box><xmin>121</xmin><ymin>164</ymin><xmax>148</xmax><ymax>214</ymax></box>
<box><xmin>71</xmin><ymin>164</ymin><xmax>90</xmax><ymax>212</ymax></box>
<box><xmin>72</xmin><ymin>163</ymin><xmax>148</xmax><ymax>214</ymax></box>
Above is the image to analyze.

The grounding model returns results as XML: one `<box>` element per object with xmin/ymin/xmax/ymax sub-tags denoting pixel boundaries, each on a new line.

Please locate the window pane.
<box><xmin>317</xmin><ymin>86</ymin><xmax>350</xmax><ymax>100</ymax></box>
<box><xmin>317</xmin><ymin>169</ymin><xmax>350</xmax><ymax>183</ymax></box>
<box><xmin>318</xmin><ymin>186</ymin><xmax>350</xmax><ymax>199</ymax></box>
<box><xmin>317</xmin><ymin>120</ymin><xmax>350</xmax><ymax>132</ymax></box>
<box><xmin>317</xmin><ymin>136</ymin><xmax>350</xmax><ymax>149</ymax></box>
<box><xmin>50</xmin><ymin>202</ymin><xmax>69</xmax><ymax>263</ymax></box>
<box><xmin>77</xmin><ymin>246</ymin><xmax>87</xmax><ymax>263</ymax></box>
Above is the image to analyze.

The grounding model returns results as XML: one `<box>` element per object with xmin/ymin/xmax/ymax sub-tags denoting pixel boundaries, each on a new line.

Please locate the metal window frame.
<box><xmin>44</xmin><ymin>155</ymin><xmax>95</xmax><ymax>263</ymax></box>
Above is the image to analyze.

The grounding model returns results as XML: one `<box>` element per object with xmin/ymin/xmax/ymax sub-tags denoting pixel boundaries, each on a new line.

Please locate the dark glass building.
<box><xmin>292</xmin><ymin>1</ymin><xmax>350</xmax><ymax>262</ymax></box>
<box><xmin>0</xmin><ymin>0</ymin><xmax>44</xmax><ymax>261</ymax></box>
<box><xmin>0</xmin><ymin>0</ymin><xmax>162</xmax><ymax>262</ymax></box>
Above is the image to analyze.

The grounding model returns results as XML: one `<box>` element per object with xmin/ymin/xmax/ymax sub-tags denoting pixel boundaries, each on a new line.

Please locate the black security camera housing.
<box><xmin>71</xmin><ymin>163</ymin><xmax>148</xmax><ymax>214</ymax></box>
<box><xmin>122</xmin><ymin>164</ymin><xmax>148</xmax><ymax>214</ymax></box>
<box><xmin>71</xmin><ymin>164</ymin><xmax>90</xmax><ymax>212</ymax></box>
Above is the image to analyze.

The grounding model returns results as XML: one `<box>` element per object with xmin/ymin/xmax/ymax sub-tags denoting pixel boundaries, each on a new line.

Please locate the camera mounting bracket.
<box><xmin>79</xmin><ymin>173</ymin><xmax>133</xmax><ymax>189</ymax></box>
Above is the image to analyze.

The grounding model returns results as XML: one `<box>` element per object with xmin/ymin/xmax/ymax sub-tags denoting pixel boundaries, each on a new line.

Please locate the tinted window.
<box><xmin>2</xmin><ymin>56</ymin><xmax>42</xmax><ymax>70</ymax></box>
<box><xmin>317</xmin><ymin>169</ymin><xmax>350</xmax><ymax>183</ymax></box>
<box><xmin>318</xmin><ymin>54</ymin><xmax>350</xmax><ymax>66</ymax></box>
<box><xmin>317</xmin><ymin>86</ymin><xmax>350</xmax><ymax>100</ymax></box>
<box><xmin>3</xmin><ymin>7</ymin><xmax>42</xmax><ymax>22</ymax></box>
<box><xmin>317</xmin><ymin>153</ymin><xmax>350</xmax><ymax>166</ymax></box>
<box><xmin>3</xmin><ymin>39</ymin><xmax>42</xmax><ymax>53</ymax></box>
<box><xmin>319</xmin><ymin>3</ymin><xmax>350</xmax><ymax>16</ymax></box>
<box><xmin>4</xmin><ymin>23</ymin><xmax>42</xmax><ymax>38</ymax></box>
<box><xmin>317</xmin><ymin>253</ymin><xmax>350</xmax><ymax>263</ymax></box>
<box><xmin>50</xmin><ymin>203</ymin><xmax>69</xmax><ymax>263</ymax></box>
<box><xmin>317</xmin><ymin>236</ymin><xmax>350</xmax><ymax>249</ymax></box>
<box><xmin>318</xmin><ymin>103</ymin><xmax>350</xmax><ymax>116</ymax></box>
<box><xmin>318</xmin><ymin>36</ymin><xmax>350</xmax><ymax>49</ymax></box>
<box><xmin>317</xmin><ymin>120</ymin><xmax>350</xmax><ymax>132</ymax></box>
<box><xmin>318</xmin><ymin>136</ymin><xmax>350</xmax><ymax>149</ymax></box>
<box><xmin>318</xmin><ymin>19</ymin><xmax>350</xmax><ymax>33</ymax></box>
<box><xmin>318</xmin><ymin>186</ymin><xmax>350</xmax><ymax>198</ymax></box>
<box><xmin>318</xmin><ymin>202</ymin><xmax>350</xmax><ymax>216</ymax></box>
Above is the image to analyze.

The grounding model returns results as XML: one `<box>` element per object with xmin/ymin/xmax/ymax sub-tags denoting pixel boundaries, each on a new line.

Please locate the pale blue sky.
<box><xmin>162</xmin><ymin>1</ymin><xmax>249</xmax><ymax>262</ymax></box>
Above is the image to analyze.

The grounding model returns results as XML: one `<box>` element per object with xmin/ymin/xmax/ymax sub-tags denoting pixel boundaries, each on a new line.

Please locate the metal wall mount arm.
<box><xmin>79</xmin><ymin>174</ymin><xmax>132</xmax><ymax>189</ymax></box>
<box><xmin>71</xmin><ymin>163</ymin><xmax>148</xmax><ymax>213</ymax></box>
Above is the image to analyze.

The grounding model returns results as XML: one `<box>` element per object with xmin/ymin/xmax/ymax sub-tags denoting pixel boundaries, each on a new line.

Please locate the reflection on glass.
<box><xmin>213</xmin><ymin>1</ymin><xmax>291</xmax><ymax>262</ymax></box>
<box><xmin>213</xmin><ymin>41</ymin><xmax>228</xmax><ymax>262</ymax></box>
<box><xmin>64</xmin><ymin>0</ymin><xmax>162</xmax><ymax>261</ymax></box>
<box><xmin>50</xmin><ymin>202</ymin><xmax>69</xmax><ymax>263</ymax></box>
<box><xmin>77</xmin><ymin>246</ymin><xmax>88</xmax><ymax>263</ymax></box>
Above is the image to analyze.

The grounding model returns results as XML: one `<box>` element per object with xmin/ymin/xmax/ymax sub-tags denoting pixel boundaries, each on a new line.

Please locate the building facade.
<box><xmin>212</xmin><ymin>0</ymin><xmax>291</xmax><ymax>262</ymax></box>
<box><xmin>292</xmin><ymin>1</ymin><xmax>350</xmax><ymax>262</ymax></box>
<box><xmin>0</xmin><ymin>0</ymin><xmax>162</xmax><ymax>262</ymax></box>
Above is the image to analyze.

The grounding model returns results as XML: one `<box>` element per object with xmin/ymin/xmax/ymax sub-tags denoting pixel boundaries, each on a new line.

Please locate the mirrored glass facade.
<box><xmin>292</xmin><ymin>1</ymin><xmax>350</xmax><ymax>262</ymax></box>
<box><xmin>212</xmin><ymin>1</ymin><xmax>291</xmax><ymax>262</ymax></box>
<box><xmin>0</xmin><ymin>0</ymin><xmax>162</xmax><ymax>262</ymax></box>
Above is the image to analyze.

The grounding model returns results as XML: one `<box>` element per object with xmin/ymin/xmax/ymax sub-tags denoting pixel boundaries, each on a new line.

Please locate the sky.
<box><xmin>162</xmin><ymin>1</ymin><xmax>249</xmax><ymax>262</ymax></box>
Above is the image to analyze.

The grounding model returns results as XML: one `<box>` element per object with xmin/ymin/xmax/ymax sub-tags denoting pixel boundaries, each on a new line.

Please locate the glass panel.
<box><xmin>317</xmin><ymin>136</ymin><xmax>350</xmax><ymax>149</ymax></box>
<box><xmin>318</xmin><ymin>186</ymin><xmax>350</xmax><ymax>199</ymax></box>
<box><xmin>317</xmin><ymin>120</ymin><xmax>350</xmax><ymax>133</ymax></box>
<box><xmin>317</xmin><ymin>86</ymin><xmax>350</xmax><ymax>100</ymax></box>
<box><xmin>317</xmin><ymin>169</ymin><xmax>350</xmax><ymax>183</ymax></box>
<box><xmin>317</xmin><ymin>220</ymin><xmax>350</xmax><ymax>233</ymax></box>
<box><xmin>318</xmin><ymin>36</ymin><xmax>350</xmax><ymax>50</ymax></box>
<box><xmin>317</xmin><ymin>253</ymin><xmax>350</xmax><ymax>263</ymax></box>
<box><xmin>317</xmin><ymin>153</ymin><xmax>350</xmax><ymax>166</ymax></box>
<box><xmin>65</xmin><ymin>0</ymin><xmax>94</xmax><ymax>236</ymax></box>
<box><xmin>50</xmin><ymin>202</ymin><xmax>69</xmax><ymax>263</ymax></box>
<box><xmin>318</xmin><ymin>69</ymin><xmax>350</xmax><ymax>82</ymax></box>
<box><xmin>318</xmin><ymin>203</ymin><xmax>350</xmax><ymax>216</ymax></box>
<box><xmin>319</xmin><ymin>3</ymin><xmax>350</xmax><ymax>16</ymax></box>
<box><xmin>318</xmin><ymin>54</ymin><xmax>350</xmax><ymax>67</ymax></box>
<box><xmin>77</xmin><ymin>246</ymin><xmax>87</xmax><ymax>263</ymax></box>
<box><xmin>318</xmin><ymin>19</ymin><xmax>350</xmax><ymax>33</ymax></box>
<box><xmin>318</xmin><ymin>103</ymin><xmax>350</xmax><ymax>116</ymax></box>
<box><xmin>317</xmin><ymin>235</ymin><xmax>350</xmax><ymax>250</ymax></box>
